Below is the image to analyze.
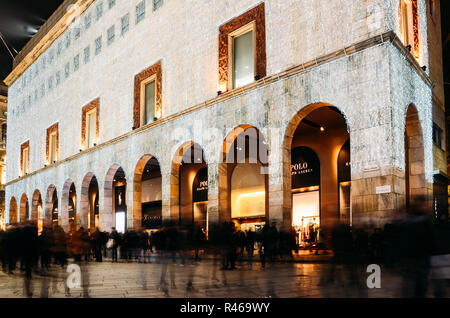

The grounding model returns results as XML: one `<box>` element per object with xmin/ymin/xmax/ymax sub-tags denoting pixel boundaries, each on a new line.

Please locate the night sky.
<box><xmin>0</xmin><ymin>0</ymin><xmax>449</xmax><ymax>94</ymax></box>
<box><xmin>0</xmin><ymin>0</ymin><xmax>64</xmax><ymax>83</ymax></box>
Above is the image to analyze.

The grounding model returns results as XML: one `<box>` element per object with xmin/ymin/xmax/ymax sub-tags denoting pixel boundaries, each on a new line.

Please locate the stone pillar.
<box><xmin>207</xmin><ymin>162</ymin><xmax>219</xmax><ymax>230</ymax></box>
<box><xmin>79</xmin><ymin>189</ymin><xmax>89</xmax><ymax>229</ymax></box>
<box><xmin>132</xmin><ymin>174</ymin><xmax>142</xmax><ymax>230</ymax></box>
<box><xmin>351</xmin><ymin>166</ymin><xmax>404</xmax><ymax>229</ymax></box>
<box><xmin>268</xmin><ymin>149</ymin><xmax>288</xmax><ymax>230</ymax></box>
<box><xmin>161</xmin><ymin>172</ymin><xmax>172</xmax><ymax>224</ymax></box>
<box><xmin>267</xmin><ymin>126</ymin><xmax>291</xmax><ymax>231</ymax></box>
<box><xmin>100</xmin><ymin>185</ymin><xmax>112</xmax><ymax>231</ymax></box>
<box><xmin>127</xmin><ymin>184</ymin><xmax>134</xmax><ymax>230</ymax></box>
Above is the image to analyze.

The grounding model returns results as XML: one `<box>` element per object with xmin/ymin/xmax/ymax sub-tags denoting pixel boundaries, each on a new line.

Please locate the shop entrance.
<box><xmin>176</xmin><ymin>143</ymin><xmax>207</xmax><ymax>232</ymax></box>
<box><xmin>113</xmin><ymin>167</ymin><xmax>127</xmax><ymax>233</ymax></box>
<box><xmin>68</xmin><ymin>183</ymin><xmax>77</xmax><ymax>231</ymax></box>
<box><xmin>192</xmin><ymin>166</ymin><xmax>208</xmax><ymax>232</ymax></box>
<box><xmin>89</xmin><ymin>176</ymin><xmax>99</xmax><ymax>229</ymax></box>
<box><xmin>220</xmin><ymin>126</ymin><xmax>269</xmax><ymax>232</ymax></box>
<box><xmin>139</xmin><ymin>156</ymin><xmax>162</xmax><ymax>230</ymax></box>
<box><xmin>291</xmin><ymin>146</ymin><xmax>320</xmax><ymax>247</ymax></box>
<box><xmin>289</xmin><ymin>106</ymin><xmax>350</xmax><ymax>247</ymax></box>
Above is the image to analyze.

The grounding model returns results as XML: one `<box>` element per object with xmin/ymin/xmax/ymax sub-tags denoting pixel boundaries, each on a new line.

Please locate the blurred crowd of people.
<box><xmin>0</xmin><ymin>195</ymin><xmax>449</xmax><ymax>298</ymax></box>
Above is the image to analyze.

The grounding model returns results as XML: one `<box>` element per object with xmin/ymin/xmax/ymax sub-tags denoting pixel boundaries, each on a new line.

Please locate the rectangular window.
<box><xmin>57</xmin><ymin>41</ymin><xmax>63</xmax><ymax>56</ymax></box>
<box><xmin>74</xmin><ymin>27</ymin><xmax>81</xmax><ymax>40</ymax></box>
<box><xmin>133</xmin><ymin>62</ymin><xmax>162</xmax><ymax>128</ymax></box>
<box><xmin>48</xmin><ymin>77</ymin><xmax>53</xmax><ymax>91</ymax></box>
<box><xmin>95</xmin><ymin>36</ymin><xmax>102</xmax><ymax>55</ymax></box>
<box><xmin>96</xmin><ymin>2</ymin><xmax>103</xmax><ymax>20</ymax></box>
<box><xmin>153</xmin><ymin>0</ymin><xmax>163</xmax><ymax>11</ymax></box>
<box><xmin>49</xmin><ymin>50</ymin><xmax>54</xmax><ymax>64</ymax></box>
<box><xmin>231</xmin><ymin>25</ymin><xmax>255</xmax><ymax>89</ymax></box>
<box><xmin>56</xmin><ymin>72</ymin><xmax>61</xmax><ymax>85</ymax></box>
<box><xmin>87</xmin><ymin>110</ymin><xmax>97</xmax><ymax>148</ymax></box>
<box><xmin>108</xmin><ymin>0</ymin><xmax>116</xmax><ymax>9</ymax></box>
<box><xmin>433</xmin><ymin>123</ymin><xmax>443</xmax><ymax>149</ymax></box>
<box><xmin>65</xmin><ymin>32</ymin><xmax>71</xmax><ymax>48</ymax></box>
<box><xmin>22</xmin><ymin>147</ymin><xmax>29</xmax><ymax>174</ymax></box>
<box><xmin>49</xmin><ymin>132</ymin><xmax>57</xmax><ymax>163</ymax></box>
<box><xmin>107</xmin><ymin>25</ymin><xmax>115</xmax><ymax>45</ymax></box>
<box><xmin>82</xmin><ymin>99</ymin><xmax>100</xmax><ymax>150</ymax></box>
<box><xmin>85</xmin><ymin>13</ymin><xmax>92</xmax><ymax>29</ymax></box>
<box><xmin>218</xmin><ymin>3</ymin><xmax>265</xmax><ymax>92</ymax></box>
<box><xmin>136</xmin><ymin>1</ymin><xmax>145</xmax><ymax>24</ymax></box>
<box><xmin>142</xmin><ymin>79</ymin><xmax>156</xmax><ymax>125</ymax></box>
<box><xmin>84</xmin><ymin>46</ymin><xmax>90</xmax><ymax>63</ymax></box>
<box><xmin>74</xmin><ymin>54</ymin><xmax>80</xmax><ymax>71</ymax></box>
<box><xmin>121</xmin><ymin>13</ymin><xmax>130</xmax><ymax>35</ymax></box>
<box><xmin>400</xmin><ymin>0</ymin><xmax>419</xmax><ymax>59</ymax></box>
<box><xmin>65</xmin><ymin>63</ymin><xmax>70</xmax><ymax>78</ymax></box>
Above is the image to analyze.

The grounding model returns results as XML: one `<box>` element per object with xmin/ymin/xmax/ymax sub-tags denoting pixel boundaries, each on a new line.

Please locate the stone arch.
<box><xmin>31</xmin><ymin>189</ymin><xmax>43</xmax><ymax>222</ymax></box>
<box><xmin>283</xmin><ymin>103</ymin><xmax>351</xmax><ymax>230</ymax></box>
<box><xmin>104</xmin><ymin>164</ymin><xmax>126</xmax><ymax>231</ymax></box>
<box><xmin>80</xmin><ymin>172</ymin><xmax>98</xmax><ymax>230</ymax></box>
<box><xmin>170</xmin><ymin>142</ymin><xmax>207</xmax><ymax>224</ymax></box>
<box><xmin>19</xmin><ymin>193</ymin><xmax>29</xmax><ymax>222</ymax></box>
<box><xmin>404</xmin><ymin>103</ymin><xmax>428</xmax><ymax>208</ymax></box>
<box><xmin>61</xmin><ymin>179</ymin><xmax>77</xmax><ymax>232</ymax></box>
<box><xmin>133</xmin><ymin>155</ymin><xmax>162</xmax><ymax>229</ymax></box>
<box><xmin>218</xmin><ymin>125</ymin><xmax>269</xmax><ymax>226</ymax></box>
<box><xmin>45</xmin><ymin>184</ymin><xmax>58</xmax><ymax>225</ymax></box>
<box><xmin>9</xmin><ymin>197</ymin><xmax>18</xmax><ymax>224</ymax></box>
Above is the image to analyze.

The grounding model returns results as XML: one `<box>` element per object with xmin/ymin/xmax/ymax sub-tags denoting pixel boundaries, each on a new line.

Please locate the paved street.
<box><xmin>0</xmin><ymin>255</ymin><xmax>423</xmax><ymax>298</ymax></box>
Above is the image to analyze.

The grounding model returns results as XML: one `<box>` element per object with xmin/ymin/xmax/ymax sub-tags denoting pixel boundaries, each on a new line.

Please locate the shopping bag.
<box><xmin>106</xmin><ymin>238</ymin><xmax>115</xmax><ymax>249</ymax></box>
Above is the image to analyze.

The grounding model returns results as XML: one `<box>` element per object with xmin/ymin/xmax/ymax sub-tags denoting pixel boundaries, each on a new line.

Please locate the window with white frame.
<box><xmin>231</xmin><ymin>22</ymin><xmax>255</xmax><ymax>89</ymax></box>
<box><xmin>22</xmin><ymin>146</ymin><xmax>29</xmax><ymax>175</ymax></box>
<box><xmin>49</xmin><ymin>132</ymin><xmax>57</xmax><ymax>163</ymax></box>
<box><xmin>96</xmin><ymin>2</ymin><xmax>103</xmax><ymax>20</ymax></box>
<box><xmin>136</xmin><ymin>1</ymin><xmax>145</xmax><ymax>24</ymax></box>
<box><xmin>87</xmin><ymin>109</ymin><xmax>97</xmax><ymax>148</ymax></box>
<box><xmin>95</xmin><ymin>36</ymin><xmax>102</xmax><ymax>55</ymax></box>
<box><xmin>121</xmin><ymin>13</ymin><xmax>130</xmax><ymax>35</ymax></box>
<box><xmin>140</xmin><ymin>76</ymin><xmax>156</xmax><ymax>126</ymax></box>
<box><xmin>107</xmin><ymin>25</ymin><xmax>115</xmax><ymax>45</ymax></box>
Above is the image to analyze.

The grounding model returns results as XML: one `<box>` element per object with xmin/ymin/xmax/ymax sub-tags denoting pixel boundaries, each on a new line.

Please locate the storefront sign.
<box><xmin>291</xmin><ymin>146</ymin><xmax>320</xmax><ymax>189</ymax></box>
<box><xmin>376</xmin><ymin>185</ymin><xmax>391</xmax><ymax>194</ymax></box>
<box><xmin>193</xmin><ymin>167</ymin><xmax>208</xmax><ymax>202</ymax></box>
<box><xmin>142</xmin><ymin>201</ymin><xmax>162</xmax><ymax>229</ymax></box>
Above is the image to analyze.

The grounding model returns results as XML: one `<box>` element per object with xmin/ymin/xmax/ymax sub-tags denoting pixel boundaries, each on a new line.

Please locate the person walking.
<box><xmin>110</xmin><ymin>227</ymin><xmax>121</xmax><ymax>263</ymax></box>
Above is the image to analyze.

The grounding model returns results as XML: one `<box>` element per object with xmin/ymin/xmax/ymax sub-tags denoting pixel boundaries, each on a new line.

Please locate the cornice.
<box><xmin>4</xmin><ymin>0</ymin><xmax>95</xmax><ymax>87</ymax></box>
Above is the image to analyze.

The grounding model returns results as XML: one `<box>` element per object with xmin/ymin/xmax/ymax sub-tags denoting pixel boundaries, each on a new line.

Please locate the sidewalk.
<box><xmin>195</xmin><ymin>249</ymin><xmax>334</xmax><ymax>263</ymax></box>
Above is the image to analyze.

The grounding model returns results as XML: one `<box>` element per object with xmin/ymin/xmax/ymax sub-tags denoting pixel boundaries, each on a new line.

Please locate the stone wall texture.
<box><xmin>4</xmin><ymin>0</ymin><xmax>436</xmax><ymax>230</ymax></box>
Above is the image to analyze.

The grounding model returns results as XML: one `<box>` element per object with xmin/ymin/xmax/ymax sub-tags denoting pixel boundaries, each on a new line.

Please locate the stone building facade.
<box><xmin>0</xmin><ymin>83</ymin><xmax>6</xmax><ymax>227</ymax></box>
<box><xmin>2</xmin><ymin>0</ymin><xmax>447</xmax><ymax>234</ymax></box>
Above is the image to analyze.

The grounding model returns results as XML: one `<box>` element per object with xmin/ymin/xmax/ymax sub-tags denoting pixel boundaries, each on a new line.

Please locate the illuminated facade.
<box><xmin>0</xmin><ymin>83</ymin><xmax>6</xmax><ymax>228</ymax></box>
<box><xmin>3</xmin><ymin>0</ymin><xmax>447</xmax><ymax>237</ymax></box>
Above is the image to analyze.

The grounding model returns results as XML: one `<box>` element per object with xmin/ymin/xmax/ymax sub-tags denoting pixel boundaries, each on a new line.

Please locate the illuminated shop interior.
<box><xmin>140</xmin><ymin>157</ymin><xmax>162</xmax><ymax>230</ymax></box>
<box><xmin>225</xmin><ymin>127</ymin><xmax>268</xmax><ymax>232</ymax></box>
<box><xmin>88</xmin><ymin>176</ymin><xmax>99</xmax><ymax>230</ymax></box>
<box><xmin>113</xmin><ymin>167</ymin><xmax>126</xmax><ymax>233</ymax></box>
<box><xmin>178</xmin><ymin>144</ymin><xmax>207</xmax><ymax>231</ymax></box>
<box><xmin>291</xmin><ymin>107</ymin><xmax>350</xmax><ymax>246</ymax></box>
